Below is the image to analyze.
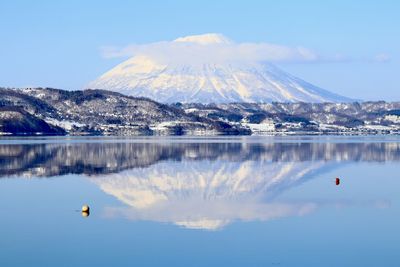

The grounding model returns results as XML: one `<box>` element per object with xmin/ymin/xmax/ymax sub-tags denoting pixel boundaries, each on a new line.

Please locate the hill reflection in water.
<box><xmin>1</xmin><ymin>141</ymin><xmax>399</xmax><ymax>178</ymax></box>
<box><xmin>1</xmin><ymin>140</ymin><xmax>398</xmax><ymax>229</ymax></box>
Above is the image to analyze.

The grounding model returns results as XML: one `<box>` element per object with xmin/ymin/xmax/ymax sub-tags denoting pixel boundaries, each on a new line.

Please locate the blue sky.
<box><xmin>0</xmin><ymin>0</ymin><xmax>399</xmax><ymax>100</ymax></box>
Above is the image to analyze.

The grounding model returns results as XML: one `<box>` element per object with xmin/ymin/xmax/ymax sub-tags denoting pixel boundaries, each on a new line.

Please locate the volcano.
<box><xmin>87</xmin><ymin>33</ymin><xmax>352</xmax><ymax>103</ymax></box>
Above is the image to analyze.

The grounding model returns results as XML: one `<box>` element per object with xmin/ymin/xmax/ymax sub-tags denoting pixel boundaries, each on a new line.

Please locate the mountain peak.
<box><xmin>87</xmin><ymin>34</ymin><xmax>353</xmax><ymax>103</ymax></box>
<box><xmin>173</xmin><ymin>33</ymin><xmax>232</xmax><ymax>45</ymax></box>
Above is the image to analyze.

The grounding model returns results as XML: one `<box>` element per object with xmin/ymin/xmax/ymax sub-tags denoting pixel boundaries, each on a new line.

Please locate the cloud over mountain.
<box><xmin>89</xmin><ymin>33</ymin><xmax>353</xmax><ymax>103</ymax></box>
<box><xmin>100</xmin><ymin>33</ymin><xmax>319</xmax><ymax>64</ymax></box>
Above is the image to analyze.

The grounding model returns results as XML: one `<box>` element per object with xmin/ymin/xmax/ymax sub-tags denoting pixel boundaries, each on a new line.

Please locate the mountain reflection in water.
<box><xmin>1</xmin><ymin>140</ymin><xmax>399</xmax><ymax>229</ymax></box>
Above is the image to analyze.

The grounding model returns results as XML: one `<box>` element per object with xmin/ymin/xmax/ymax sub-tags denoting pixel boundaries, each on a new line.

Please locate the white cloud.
<box><xmin>100</xmin><ymin>33</ymin><xmax>321</xmax><ymax>64</ymax></box>
<box><xmin>100</xmin><ymin>34</ymin><xmax>390</xmax><ymax>66</ymax></box>
<box><xmin>374</xmin><ymin>53</ymin><xmax>390</xmax><ymax>63</ymax></box>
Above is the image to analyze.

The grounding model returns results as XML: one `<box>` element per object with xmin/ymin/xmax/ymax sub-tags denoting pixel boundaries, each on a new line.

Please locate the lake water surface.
<box><xmin>0</xmin><ymin>136</ymin><xmax>399</xmax><ymax>267</ymax></box>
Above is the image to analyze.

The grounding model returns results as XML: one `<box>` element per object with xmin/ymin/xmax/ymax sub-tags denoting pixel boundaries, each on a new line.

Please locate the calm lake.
<box><xmin>0</xmin><ymin>136</ymin><xmax>399</xmax><ymax>267</ymax></box>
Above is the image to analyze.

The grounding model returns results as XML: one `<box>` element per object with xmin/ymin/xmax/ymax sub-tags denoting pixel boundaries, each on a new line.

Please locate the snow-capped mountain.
<box><xmin>87</xmin><ymin>33</ymin><xmax>352</xmax><ymax>103</ymax></box>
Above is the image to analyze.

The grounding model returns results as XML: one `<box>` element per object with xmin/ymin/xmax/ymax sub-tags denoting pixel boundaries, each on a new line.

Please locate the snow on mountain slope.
<box><xmin>87</xmin><ymin>33</ymin><xmax>352</xmax><ymax>103</ymax></box>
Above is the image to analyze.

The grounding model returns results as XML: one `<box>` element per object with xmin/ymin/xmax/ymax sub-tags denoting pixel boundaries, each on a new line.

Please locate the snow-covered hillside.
<box><xmin>87</xmin><ymin>33</ymin><xmax>352</xmax><ymax>103</ymax></box>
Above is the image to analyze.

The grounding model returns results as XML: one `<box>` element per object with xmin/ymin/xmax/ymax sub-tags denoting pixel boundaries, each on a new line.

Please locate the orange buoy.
<box><xmin>335</xmin><ymin>177</ymin><xmax>340</xmax><ymax>185</ymax></box>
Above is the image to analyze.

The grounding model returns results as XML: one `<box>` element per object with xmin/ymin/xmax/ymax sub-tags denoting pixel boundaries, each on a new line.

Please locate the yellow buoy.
<box><xmin>81</xmin><ymin>211</ymin><xmax>90</xmax><ymax>217</ymax></box>
<box><xmin>82</xmin><ymin>205</ymin><xmax>90</xmax><ymax>212</ymax></box>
